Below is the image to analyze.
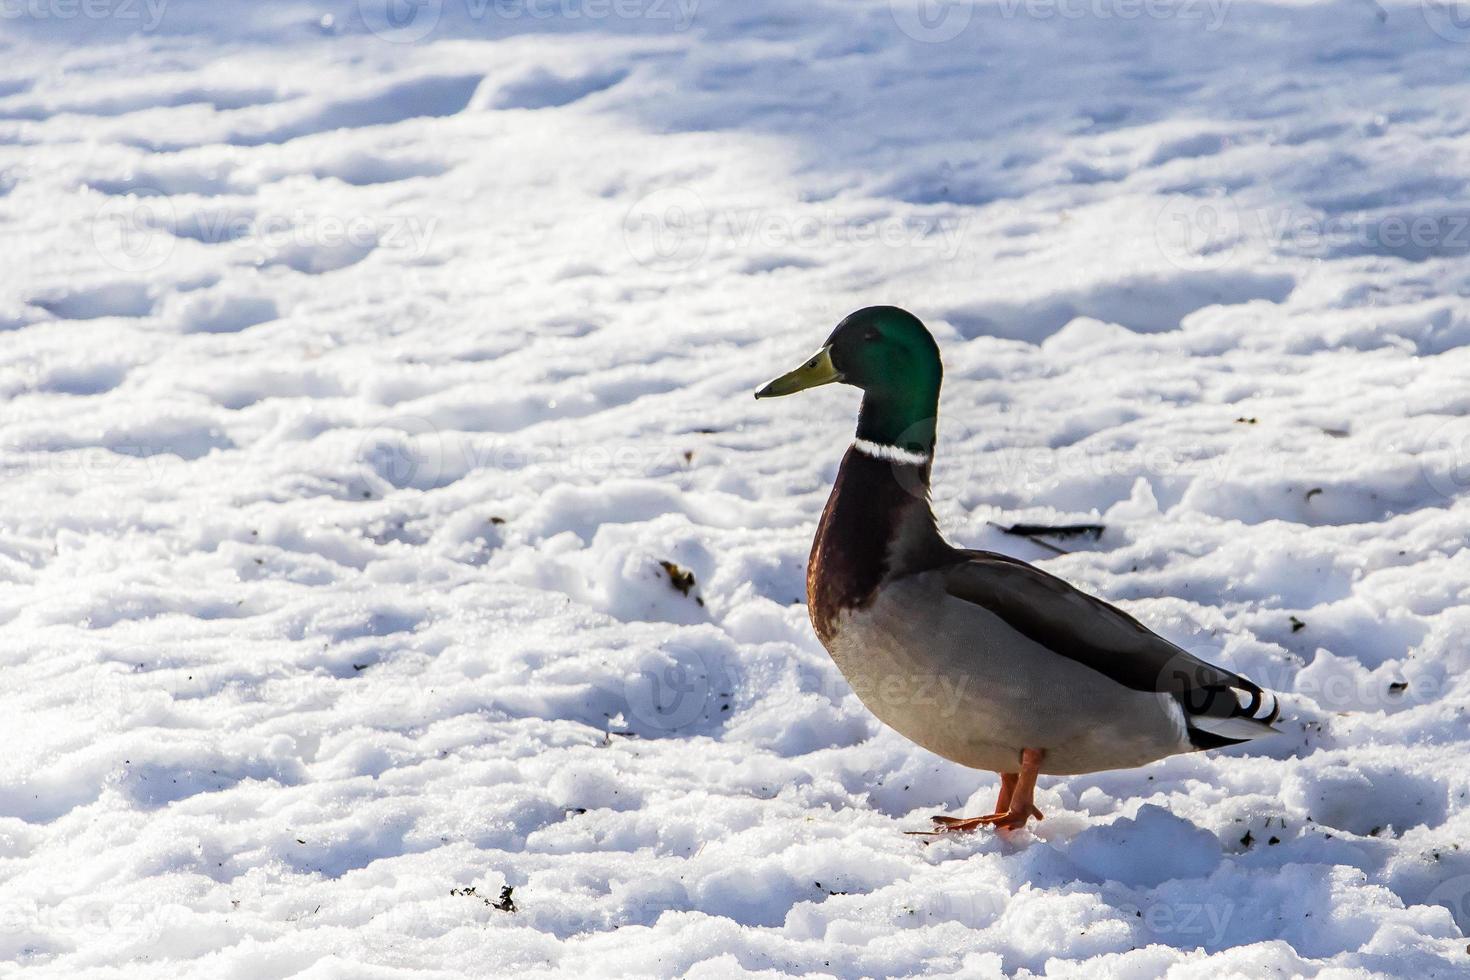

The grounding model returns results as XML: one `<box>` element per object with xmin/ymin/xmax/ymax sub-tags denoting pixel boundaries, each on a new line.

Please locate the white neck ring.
<box><xmin>852</xmin><ymin>438</ymin><xmax>931</xmax><ymax>466</ymax></box>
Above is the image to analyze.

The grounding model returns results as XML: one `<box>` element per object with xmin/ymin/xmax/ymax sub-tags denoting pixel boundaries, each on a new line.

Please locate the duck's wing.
<box><xmin>942</xmin><ymin>550</ymin><xmax>1280</xmax><ymax>749</ymax></box>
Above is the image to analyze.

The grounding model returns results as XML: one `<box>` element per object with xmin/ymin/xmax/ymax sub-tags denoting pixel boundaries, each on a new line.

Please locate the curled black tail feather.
<box><xmin>1183</xmin><ymin>680</ymin><xmax>1281</xmax><ymax>750</ymax></box>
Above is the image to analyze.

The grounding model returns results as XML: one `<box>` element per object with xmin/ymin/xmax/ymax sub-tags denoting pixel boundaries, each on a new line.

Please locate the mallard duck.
<box><xmin>756</xmin><ymin>306</ymin><xmax>1280</xmax><ymax>832</ymax></box>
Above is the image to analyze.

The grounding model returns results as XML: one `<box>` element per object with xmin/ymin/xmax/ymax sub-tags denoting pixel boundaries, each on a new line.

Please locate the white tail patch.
<box><xmin>1189</xmin><ymin>713</ymin><xmax>1280</xmax><ymax>742</ymax></box>
<box><xmin>853</xmin><ymin>438</ymin><xmax>930</xmax><ymax>466</ymax></box>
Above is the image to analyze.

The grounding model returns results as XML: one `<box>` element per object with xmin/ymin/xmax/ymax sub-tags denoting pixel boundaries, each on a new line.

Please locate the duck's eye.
<box><xmin>863</xmin><ymin>329</ymin><xmax>880</xmax><ymax>342</ymax></box>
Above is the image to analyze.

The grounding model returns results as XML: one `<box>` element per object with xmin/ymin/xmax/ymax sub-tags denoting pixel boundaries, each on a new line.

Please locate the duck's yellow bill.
<box><xmin>755</xmin><ymin>346</ymin><xmax>841</xmax><ymax>399</ymax></box>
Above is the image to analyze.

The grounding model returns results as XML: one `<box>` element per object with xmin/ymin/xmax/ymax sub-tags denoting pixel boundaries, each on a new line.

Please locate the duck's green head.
<box><xmin>755</xmin><ymin>306</ymin><xmax>942</xmax><ymax>451</ymax></box>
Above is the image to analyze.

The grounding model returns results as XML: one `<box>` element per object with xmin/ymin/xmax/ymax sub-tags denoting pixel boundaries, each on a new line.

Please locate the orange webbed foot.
<box><xmin>903</xmin><ymin>749</ymin><xmax>1047</xmax><ymax>838</ymax></box>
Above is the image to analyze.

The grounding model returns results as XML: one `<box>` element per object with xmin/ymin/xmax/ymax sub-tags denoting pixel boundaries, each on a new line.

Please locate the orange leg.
<box><xmin>907</xmin><ymin>749</ymin><xmax>1046</xmax><ymax>837</ymax></box>
<box><xmin>996</xmin><ymin>771</ymin><xmax>1017</xmax><ymax>813</ymax></box>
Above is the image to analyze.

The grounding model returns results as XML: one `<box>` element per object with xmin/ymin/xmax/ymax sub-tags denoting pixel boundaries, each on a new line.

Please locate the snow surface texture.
<box><xmin>4</xmin><ymin>0</ymin><xmax>1470</xmax><ymax>976</ymax></box>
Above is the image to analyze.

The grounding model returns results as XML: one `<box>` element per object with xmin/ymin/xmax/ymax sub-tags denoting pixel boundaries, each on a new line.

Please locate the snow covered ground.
<box><xmin>4</xmin><ymin>0</ymin><xmax>1470</xmax><ymax>975</ymax></box>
